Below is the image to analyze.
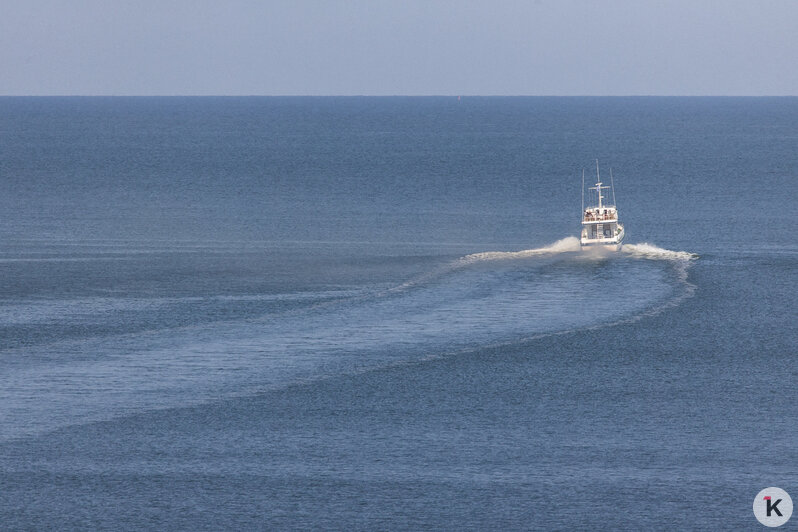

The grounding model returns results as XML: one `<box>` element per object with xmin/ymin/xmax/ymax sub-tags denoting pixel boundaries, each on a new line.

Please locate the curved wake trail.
<box><xmin>621</xmin><ymin>241</ymin><xmax>698</xmax><ymax>298</ymax></box>
<box><xmin>0</xmin><ymin>236</ymin><xmax>698</xmax><ymax>442</ymax></box>
<box><xmin>390</xmin><ymin>237</ymin><xmax>700</xmax><ymax>346</ymax></box>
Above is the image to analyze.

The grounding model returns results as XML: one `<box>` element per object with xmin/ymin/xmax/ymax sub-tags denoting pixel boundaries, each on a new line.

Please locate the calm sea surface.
<box><xmin>1</xmin><ymin>97</ymin><xmax>797</xmax><ymax>529</ymax></box>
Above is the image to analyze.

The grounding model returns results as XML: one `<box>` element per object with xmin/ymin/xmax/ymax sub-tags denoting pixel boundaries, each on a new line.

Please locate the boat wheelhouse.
<box><xmin>581</xmin><ymin>161</ymin><xmax>625</xmax><ymax>250</ymax></box>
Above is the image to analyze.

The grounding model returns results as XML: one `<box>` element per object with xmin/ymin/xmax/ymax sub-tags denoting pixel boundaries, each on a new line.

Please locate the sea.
<box><xmin>0</xmin><ymin>96</ymin><xmax>796</xmax><ymax>530</ymax></box>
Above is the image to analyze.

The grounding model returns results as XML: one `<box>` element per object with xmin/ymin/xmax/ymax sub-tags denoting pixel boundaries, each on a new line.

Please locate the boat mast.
<box><xmin>581</xmin><ymin>168</ymin><xmax>585</xmax><ymax>215</ymax></box>
<box><xmin>610</xmin><ymin>168</ymin><xmax>616</xmax><ymax>207</ymax></box>
<box><xmin>595</xmin><ymin>160</ymin><xmax>603</xmax><ymax>209</ymax></box>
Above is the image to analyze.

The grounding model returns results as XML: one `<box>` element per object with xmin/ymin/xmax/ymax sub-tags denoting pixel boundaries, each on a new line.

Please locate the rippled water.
<box><xmin>1</xmin><ymin>97</ymin><xmax>796</xmax><ymax>530</ymax></box>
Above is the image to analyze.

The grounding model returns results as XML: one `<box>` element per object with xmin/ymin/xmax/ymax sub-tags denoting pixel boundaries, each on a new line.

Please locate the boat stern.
<box><xmin>580</xmin><ymin>222</ymin><xmax>624</xmax><ymax>251</ymax></box>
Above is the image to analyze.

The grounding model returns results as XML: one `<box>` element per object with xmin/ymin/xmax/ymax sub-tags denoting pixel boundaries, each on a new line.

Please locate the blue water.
<box><xmin>0</xmin><ymin>97</ymin><xmax>797</xmax><ymax>529</ymax></box>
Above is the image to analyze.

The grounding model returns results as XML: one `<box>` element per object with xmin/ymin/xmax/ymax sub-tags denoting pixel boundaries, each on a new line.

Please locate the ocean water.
<box><xmin>0</xmin><ymin>96</ymin><xmax>796</xmax><ymax>530</ymax></box>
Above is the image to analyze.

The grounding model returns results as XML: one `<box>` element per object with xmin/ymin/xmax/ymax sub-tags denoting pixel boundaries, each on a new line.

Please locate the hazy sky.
<box><xmin>2</xmin><ymin>0</ymin><xmax>797</xmax><ymax>96</ymax></box>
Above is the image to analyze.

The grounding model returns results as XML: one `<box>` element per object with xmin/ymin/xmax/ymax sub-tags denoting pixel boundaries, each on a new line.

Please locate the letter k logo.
<box><xmin>754</xmin><ymin>488</ymin><xmax>792</xmax><ymax>527</ymax></box>
<box><xmin>765</xmin><ymin>496</ymin><xmax>783</xmax><ymax>517</ymax></box>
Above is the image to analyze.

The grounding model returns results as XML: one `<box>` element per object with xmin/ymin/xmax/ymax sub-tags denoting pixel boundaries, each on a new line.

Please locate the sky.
<box><xmin>1</xmin><ymin>0</ymin><xmax>797</xmax><ymax>96</ymax></box>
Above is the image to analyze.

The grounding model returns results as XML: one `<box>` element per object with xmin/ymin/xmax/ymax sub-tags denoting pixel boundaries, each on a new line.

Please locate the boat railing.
<box><xmin>582</xmin><ymin>225</ymin><xmax>624</xmax><ymax>238</ymax></box>
<box><xmin>582</xmin><ymin>213</ymin><xmax>617</xmax><ymax>222</ymax></box>
<box><xmin>582</xmin><ymin>232</ymin><xmax>622</xmax><ymax>241</ymax></box>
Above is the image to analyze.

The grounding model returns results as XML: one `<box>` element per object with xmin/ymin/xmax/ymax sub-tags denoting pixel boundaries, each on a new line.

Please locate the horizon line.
<box><xmin>1</xmin><ymin>94</ymin><xmax>797</xmax><ymax>98</ymax></box>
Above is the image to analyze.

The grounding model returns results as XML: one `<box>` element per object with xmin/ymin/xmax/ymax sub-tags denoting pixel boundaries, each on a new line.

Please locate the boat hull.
<box><xmin>580</xmin><ymin>241</ymin><xmax>623</xmax><ymax>252</ymax></box>
<box><xmin>580</xmin><ymin>227</ymin><xmax>624</xmax><ymax>251</ymax></box>
<box><xmin>580</xmin><ymin>226</ymin><xmax>624</xmax><ymax>251</ymax></box>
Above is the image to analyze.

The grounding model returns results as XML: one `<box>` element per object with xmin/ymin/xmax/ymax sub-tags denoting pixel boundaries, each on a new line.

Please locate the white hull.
<box><xmin>580</xmin><ymin>241</ymin><xmax>623</xmax><ymax>252</ymax></box>
<box><xmin>580</xmin><ymin>226</ymin><xmax>624</xmax><ymax>251</ymax></box>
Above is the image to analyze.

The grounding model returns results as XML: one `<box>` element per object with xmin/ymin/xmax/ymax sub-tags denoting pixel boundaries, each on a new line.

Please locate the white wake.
<box><xmin>459</xmin><ymin>238</ymin><xmax>697</xmax><ymax>266</ymax></box>
<box><xmin>458</xmin><ymin>236</ymin><xmax>582</xmax><ymax>264</ymax></box>
<box><xmin>389</xmin><ymin>237</ymin><xmax>697</xmax><ymax>294</ymax></box>
<box><xmin>621</xmin><ymin>242</ymin><xmax>698</xmax><ymax>261</ymax></box>
<box><xmin>387</xmin><ymin>237</ymin><xmax>581</xmax><ymax>293</ymax></box>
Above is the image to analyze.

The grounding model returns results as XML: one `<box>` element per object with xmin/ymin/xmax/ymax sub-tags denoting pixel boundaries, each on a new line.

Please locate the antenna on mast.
<box><xmin>581</xmin><ymin>168</ymin><xmax>585</xmax><ymax>215</ymax></box>
<box><xmin>610</xmin><ymin>168</ymin><xmax>616</xmax><ymax>206</ymax></box>
<box><xmin>595</xmin><ymin>160</ymin><xmax>603</xmax><ymax>209</ymax></box>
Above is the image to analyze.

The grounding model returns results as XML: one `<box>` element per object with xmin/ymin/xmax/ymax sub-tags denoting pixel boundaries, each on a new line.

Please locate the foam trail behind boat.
<box><xmin>458</xmin><ymin>236</ymin><xmax>582</xmax><ymax>264</ymax></box>
<box><xmin>621</xmin><ymin>242</ymin><xmax>698</xmax><ymax>261</ymax></box>
<box><xmin>387</xmin><ymin>237</ymin><xmax>582</xmax><ymax>293</ymax></box>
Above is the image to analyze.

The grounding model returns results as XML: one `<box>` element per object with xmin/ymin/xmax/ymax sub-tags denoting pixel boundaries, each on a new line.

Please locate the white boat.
<box><xmin>580</xmin><ymin>161</ymin><xmax>625</xmax><ymax>251</ymax></box>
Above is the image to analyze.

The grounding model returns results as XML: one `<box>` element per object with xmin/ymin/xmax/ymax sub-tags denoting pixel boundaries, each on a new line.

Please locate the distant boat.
<box><xmin>580</xmin><ymin>161</ymin><xmax>625</xmax><ymax>251</ymax></box>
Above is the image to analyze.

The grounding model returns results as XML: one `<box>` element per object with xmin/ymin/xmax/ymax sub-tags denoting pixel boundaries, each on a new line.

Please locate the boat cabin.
<box><xmin>580</xmin><ymin>163</ymin><xmax>625</xmax><ymax>248</ymax></box>
<box><xmin>582</xmin><ymin>207</ymin><xmax>619</xmax><ymax>240</ymax></box>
